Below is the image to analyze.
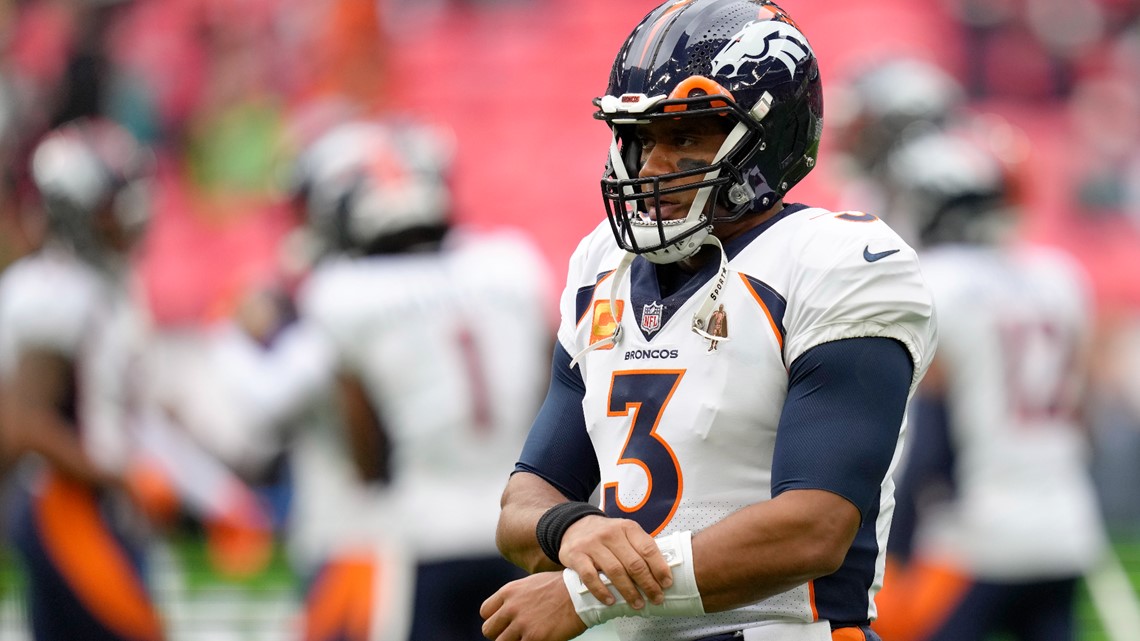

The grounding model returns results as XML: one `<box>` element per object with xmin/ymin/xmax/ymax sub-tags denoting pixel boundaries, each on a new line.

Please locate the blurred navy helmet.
<box><xmin>291</xmin><ymin>118</ymin><xmax>454</xmax><ymax>256</ymax></box>
<box><xmin>886</xmin><ymin>123</ymin><xmax>1023</xmax><ymax>247</ymax></box>
<box><xmin>595</xmin><ymin>0</ymin><xmax>823</xmax><ymax>263</ymax></box>
<box><xmin>831</xmin><ymin>57</ymin><xmax>964</xmax><ymax>178</ymax></box>
<box><xmin>30</xmin><ymin>117</ymin><xmax>153</xmax><ymax>261</ymax></box>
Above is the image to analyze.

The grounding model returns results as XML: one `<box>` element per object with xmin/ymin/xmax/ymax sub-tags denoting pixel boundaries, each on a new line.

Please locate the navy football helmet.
<box><xmin>831</xmin><ymin>57</ymin><xmax>964</xmax><ymax>180</ymax></box>
<box><xmin>291</xmin><ymin>119</ymin><xmax>454</xmax><ymax>256</ymax></box>
<box><xmin>885</xmin><ymin>123</ymin><xmax>1023</xmax><ymax>247</ymax></box>
<box><xmin>595</xmin><ymin>0</ymin><xmax>823</xmax><ymax>263</ymax></box>
<box><xmin>30</xmin><ymin>118</ymin><xmax>153</xmax><ymax>263</ymax></box>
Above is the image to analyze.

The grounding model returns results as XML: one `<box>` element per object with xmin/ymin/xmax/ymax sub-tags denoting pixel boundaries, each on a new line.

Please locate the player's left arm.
<box><xmin>483</xmin><ymin>336</ymin><xmax>916</xmax><ymax>640</ymax></box>
<box><xmin>692</xmin><ymin>336</ymin><xmax>915</xmax><ymax>612</ymax></box>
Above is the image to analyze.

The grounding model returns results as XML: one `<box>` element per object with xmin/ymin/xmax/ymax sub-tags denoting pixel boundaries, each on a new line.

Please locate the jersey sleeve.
<box><xmin>0</xmin><ymin>257</ymin><xmax>100</xmax><ymax>361</ymax></box>
<box><xmin>554</xmin><ymin>221</ymin><xmax>615</xmax><ymax>357</ymax></box>
<box><xmin>296</xmin><ymin>261</ymin><xmax>362</xmax><ymax>371</ymax></box>
<box><xmin>782</xmin><ymin>219</ymin><xmax>936</xmax><ymax>384</ymax></box>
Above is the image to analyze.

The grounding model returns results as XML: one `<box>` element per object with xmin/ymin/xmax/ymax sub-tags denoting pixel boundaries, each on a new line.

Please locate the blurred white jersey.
<box><xmin>558</xmin><ymin>209</ymin><xmax>936</xmax><ymax>639</ymax></box>
<box><xmin>0</xmin><ymin>247</ymin><xmax>145</xmax><ymax>475</ymax></box>
<box><xmin>198</xmin><ymin>320</ymin><xmax>386</xmax><ymax>573</ymax></box>
<box><xmin>915</xmin><ymin>244</ymin><xmax>1106</xmax><ymax>580</ymax></box>
<box><xmin>196</xmin><ymin>284</ymin><xmax>417</xmax><ymax>641</ymax></box>
<box><xmin>300</xmin><ymin>228</ymin><xmax>554</xmax><ymax>561</ymax></box>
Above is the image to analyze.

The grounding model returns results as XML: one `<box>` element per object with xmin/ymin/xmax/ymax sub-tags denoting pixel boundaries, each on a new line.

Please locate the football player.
<box><xmin>200</xmin><ymin>119</ymin><xmax>418</xmax><ymax>641</ymax></box>
<box><xmin>830</xmin><ymin>57</ymin><xmax>965</xmax><ymax>184</ymax></box>
<box><xmin>480</xmin><ymin>2</ymin><xmax>937</xmax><ymax>641</ymax></box>
<box><xmin>828</xmin><ymin>56</ymin><xmax>966</xmax><ymax>243</ymax></box>
<box><xmin>0</xmin><ymin>117</ymin><xmax>163</xmax><ymax>641</ymax></box>
<box><xmin>288</xmin><ymin>117</ymin><xmax>556</xmax><ymax>641</ymax></box>
<box><xmin>870</xmin><ymin>127</ymin><xmax>1107</xmax><ymax>641</ymax></box>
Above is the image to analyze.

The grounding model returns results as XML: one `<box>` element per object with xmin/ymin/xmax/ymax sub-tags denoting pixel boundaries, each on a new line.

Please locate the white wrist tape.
<box><xmin>562</xmin><ymin>530</ymin><xmax>705</xmax><ymax>627</ymax></box>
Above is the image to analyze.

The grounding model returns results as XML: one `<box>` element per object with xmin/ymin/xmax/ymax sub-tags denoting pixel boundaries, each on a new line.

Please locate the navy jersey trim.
<box><xmin>575</xmin><ymin>270</ymin><xmax>617</xmax><ymax>326</ymax></box>
<box><xmin>514</xmin><ymin>343</ymin><xmax>599</xmax><ymax>502</ymax></box>
<box><xmin>811</xmin><ymin>494</ymin><xmax>881</xmax><ymax>627</ymax></box>
<box><xmin>629</xmin><ymin>257</ymin><xmax>720</xmax><ymax>341</ymax></box>
<box><xmin>622</xmin><ymin>204</ymin><xmax>810</xmax><ymax>340</ymax></box>
<box><xmin>740</xmin><ymin>274</ymin><xmax>787</xmax><ymax>350</ymax></box>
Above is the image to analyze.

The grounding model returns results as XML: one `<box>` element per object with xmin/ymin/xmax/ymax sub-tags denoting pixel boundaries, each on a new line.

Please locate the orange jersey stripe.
<box><xmin>36</xmin><ymin>473</ymin><xmax>163</xmax><ymax>641</ymax></box>
<box><xmin>739</xmin><ymin>273</ymin><xmax>784</xmax><ymax>351</ymax></box>
<box><xmin>303</xmin><ymin>554</ymin><xmax>377</xmax><ymax>641</ymax></box>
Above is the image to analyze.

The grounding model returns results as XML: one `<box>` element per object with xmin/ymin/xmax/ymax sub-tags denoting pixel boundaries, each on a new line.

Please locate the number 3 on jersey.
<box><xmin>604</xmin><ymin>370</ymin><xmax>685</xmax><ymax>536</ymax></box>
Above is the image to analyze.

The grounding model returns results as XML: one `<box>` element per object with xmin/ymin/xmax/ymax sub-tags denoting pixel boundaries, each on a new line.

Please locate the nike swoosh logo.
<box><xmin>863</xmin><ymin>246</ymin><xmax>900</xmax><ymax>262</ymax></box>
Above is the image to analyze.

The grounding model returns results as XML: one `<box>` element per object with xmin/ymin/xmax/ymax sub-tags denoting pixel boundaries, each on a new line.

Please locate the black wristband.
<box><xmin>535</xmin><ymin>501</ymin><xmax>606</xmax><ymax>565</ymax></box>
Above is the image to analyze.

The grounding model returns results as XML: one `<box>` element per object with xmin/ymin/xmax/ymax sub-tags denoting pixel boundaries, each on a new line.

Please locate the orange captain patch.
<box><xmin>589</xmin><ymin>300</ymin><xmax>624</xmax><ymax>348</ymax></box>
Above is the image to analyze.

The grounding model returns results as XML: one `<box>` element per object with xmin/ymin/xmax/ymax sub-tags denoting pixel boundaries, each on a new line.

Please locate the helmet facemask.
<box><xmin>597</xmin><ymin>92</ymin><xmax>767</xmax><ymax>264</ymax></box>
<box><xmin>595</xmin><ymin>0</ymin><xmax>823</xmax><ymax>264</ymax></box>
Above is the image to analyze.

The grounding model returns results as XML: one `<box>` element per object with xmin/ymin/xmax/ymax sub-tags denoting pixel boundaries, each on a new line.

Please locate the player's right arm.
<box><xmin>497</xmin><ymin>342</ymin><xmax>673</xmax><ymax>609</ymax></box>
<box><xmin>496</xmin><ymin>342</ymin><xmax>600</xmax><ymax>573</ymax></box>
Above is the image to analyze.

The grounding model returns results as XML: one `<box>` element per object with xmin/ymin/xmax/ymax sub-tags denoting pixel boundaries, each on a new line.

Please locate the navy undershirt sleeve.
<box><xmin>513</xmin><ymin>343</ymin><xmax>600</xmax><ymax>502</ymax></box>
<box><xmin>771</xmin><ymin>337</ymin><xmax>915</xmax><ymax>520</ymax></box>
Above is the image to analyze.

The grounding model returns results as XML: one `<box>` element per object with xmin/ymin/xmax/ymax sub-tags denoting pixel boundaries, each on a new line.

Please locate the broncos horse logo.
<box><xmin>710</xmin><ymin>20</ymin><xmax>812</xmax><ymax>79</ymax></box>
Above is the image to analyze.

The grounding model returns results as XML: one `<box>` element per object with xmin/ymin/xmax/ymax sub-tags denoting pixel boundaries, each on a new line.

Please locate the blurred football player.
<box><xmin>194</xmin><ymin>119</ymin><xmax>417</xmax><ymax>641</ymax></box>
<box><xmin>207</xmin><ymin>116</ymin><xmax>554</xmax><ymax>641</ymax></box>
<box><xmin>0</xmin><ymin>117</ymin><xmax>164</xmax><ymax>641</ymax></box>
<box><xmin>293</xmin><ymin>117</ymin><xmax>555</xmax><ymax>641</ymax></box>
<box><xmin>480</xmin><ymin>2</ymin><xmax>937</xmax><ymax>640</ymax></box>
<box><xmin>829</xmin><ymin>56</ymin><xmax>966</xmax><ymax>240</ymax></box>
<box><xmin>831</xmin><ymin>57</ymin><xmax>965</xmax><ymax>181</ymax></box>
<box><xmin>871</xmin><ymin>127</ymin><xmax>1108</xmax><ymax>641</ymax></box>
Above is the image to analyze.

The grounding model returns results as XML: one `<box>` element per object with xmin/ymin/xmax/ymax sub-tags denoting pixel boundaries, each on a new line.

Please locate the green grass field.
<box><xmin>1</xmin><ymin>535</ymin><xmax>1139</xmax><ymax>640</ymax></box>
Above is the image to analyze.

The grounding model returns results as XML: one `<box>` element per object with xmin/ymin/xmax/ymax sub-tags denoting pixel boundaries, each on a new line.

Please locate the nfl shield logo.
<box><xmin>641</xmin><ymin>301</ymin><xmax>664</xmax><ymax>335</ymax></box>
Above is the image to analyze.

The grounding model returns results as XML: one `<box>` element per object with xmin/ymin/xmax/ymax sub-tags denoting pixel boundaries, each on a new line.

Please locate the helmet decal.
<box><xmin>710</xmin><ymin>20</ymin><xmax>812</xmax><ymax>80</ymax></box>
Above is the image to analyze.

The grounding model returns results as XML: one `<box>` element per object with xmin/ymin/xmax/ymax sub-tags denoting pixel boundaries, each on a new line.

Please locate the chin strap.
<box><xmin>689</xmin><ymin>235</ymin><xmax>730</xmax><ymax>344</ymax></box>
<box><xmin>569</xmin><ymin>251</ymin><xmax>636</xmax><ymax>370</ymax></box>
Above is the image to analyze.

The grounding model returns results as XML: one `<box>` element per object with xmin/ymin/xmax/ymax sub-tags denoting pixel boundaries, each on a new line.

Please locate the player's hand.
<box><xmin>558</xmin><ymin>515</ymin><xmax>672</xmax><ymax>610</ymax></box>
<box><xmin>480</xmin><ymin>571</ymin><xmax>586</xmax><ymax>641</ymax></box>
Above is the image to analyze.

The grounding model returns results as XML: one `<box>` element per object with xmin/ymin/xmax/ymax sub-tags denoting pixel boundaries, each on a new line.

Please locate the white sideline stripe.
<box><xmin>1086</xmin><ymin>549</ymin><xmax>1140</xmax><ymax>641</ymax></box>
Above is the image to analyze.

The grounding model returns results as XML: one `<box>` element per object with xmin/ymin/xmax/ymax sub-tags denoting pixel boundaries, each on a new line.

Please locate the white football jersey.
<box><xmin>0</xmin><ymin>247</ymin><xmax>146</xmax><ymax>475</ymax></box>
<box><xmin>197</xmin><ymin>320</ymin><xmax>384</xmax><ymax>574</ymax></box>
<box><xmin>196</xmin><ymin>291</ymin><xmax>416</xmax><ymax>641</ymax></box>
<box><xmin>557</xmin><ymin>207</ymin><xmax>936</xmax><ymax>639</ymax></box>
<box><xmin>913</xmin><ymin>244</ymin><xmax>1106</xmax><ymax>579</ymax></box>
<box><xmin>300</xmin><ymin>228</ymin><xmax>555</xmax><ymax>561</ymax></box>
